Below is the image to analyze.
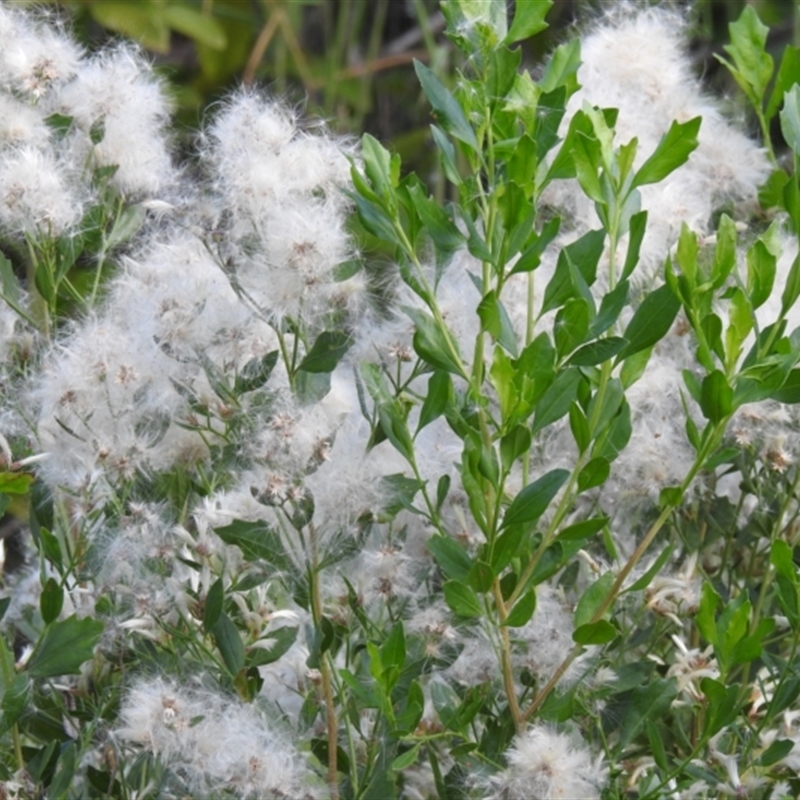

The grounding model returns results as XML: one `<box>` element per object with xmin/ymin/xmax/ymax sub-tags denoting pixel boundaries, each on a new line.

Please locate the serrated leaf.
<box><xmin>506</xmin><ymin>0</ymin><xmax>551</xmax><ymax>43</ymax></box>
<box><xmin>27</xmin><ymin>615</ymin><xmax>104</xmax><ymax>678</ymax></box>
<box><xmin>723</xmin><ymin>6</ymin><xmax>773</xmax><ymax>101</ymax></box>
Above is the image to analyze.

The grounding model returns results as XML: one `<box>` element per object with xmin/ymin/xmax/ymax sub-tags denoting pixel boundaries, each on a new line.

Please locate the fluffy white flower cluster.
<box><xmin>117</xmin><ymin>676</ymin><xmax>326</xmax><ymax>799</ymax></box>
<box><xmin>1</xmin><ymin>2</ymin><xmax>798</xmax><ymax>799</ymax></box>
<box><xmin>0</xmin><ymin>4</ymin><xmax>174</xmax><ymax>238</ymax></box>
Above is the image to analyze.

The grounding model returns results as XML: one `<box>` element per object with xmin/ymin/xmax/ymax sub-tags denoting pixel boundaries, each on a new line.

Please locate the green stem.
<box><xmin>0</xmin><ymin>633</ymin><xmax>23</xmax><ymax>771</ymax></box>
<box><xmin>308</xmin><ymin>525</ymin><xmax>339</xmax><ymax>800</ymax></box>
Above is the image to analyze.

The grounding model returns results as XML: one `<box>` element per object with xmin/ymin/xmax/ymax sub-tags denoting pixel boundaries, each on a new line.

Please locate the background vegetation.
<box><xmin>21</xmin><ymin>0</ymin><xmax>800</xmax><ymax>177</ymax></box>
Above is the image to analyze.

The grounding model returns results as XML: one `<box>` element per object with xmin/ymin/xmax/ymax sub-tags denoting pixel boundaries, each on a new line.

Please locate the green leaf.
<box><xmin>540</xmin><ymin>38</ymin><xmax>581</xmax><ymax>95</ymax></box>
<box><xmin>577</xmin><ymin>457</ymin><xmax>610</xmax><ymax>492</ymax></box>
<box><xmin>541</xmin><ymin>229</ymin><xmax>605</xmax><ymax>314</ymax></box>
<box><xmin>408</xmin><ymin>184</ymin><xmax>464</xmax><ymax>254</ymax></box>
<box><xmin>510</xmin><ymin>216</ymin><xmax>561</xmax><ymax>275</ymax></box>
<box><xmin>106</xmin><ymin>203</ymin><xmax>146</xmax><ymax>250</ymax></box>
<box><xmin>247</xmin><ymin>626</ymin><xmax>298</xmax><ymax>667</ymax></box>
<box><xmin>631</xmin><ymin>117</ymin><xmax>701</xmax><ymax>188</ymax></box>
<box><xmin>723</xmin><ymin>6</ymin><xmax>773</xmax><ymax>101</ymax></box>
<box><xmin>203</xmin><ymin>578</ymin><xmax>224</xmax><ymax>633</ymax></box>
<box><xmin>214</xmin><ymin>520</ymin><xmax>294</xmax><ymax>572</ymax></box>
<box><xmin>417</xmin><ymin>371</ymin><xmax>452</xmax><ymax>433</ymax></box>
<box><xmin>163</xmin><ymin>4</ymin><xmax>227</xmax><ymax>49</ymax></box>
<box><xmin>506</xmin><ymin>0</ymin><xmax>551</xmax><ymax>43</ymax></box>
<box><xmin>381</xmin><ymin>621</ymin><xmax>406</xmax><ymax>674</ymax></box>
<box><xmin>404</xmin><ymin>306</ymin><xmax>466</xmax><ymax>377</ymax></box>
<box><xmin>557</xmin><ymin>517</ymin><xmax>608</xmax><ymax>542</ymax></box>
<box><xmin>90</xmin><ymin>1</ymin><xmax>170</xmax><ymax>52</ymax></box>
<box><xmin>379</xmin><ymin>473</ymin><xmax>423</xmax><ymax>516</ymax></box>
<box><xmin>27</xmin><ymin>615</ymin><xmax>104</xmax><ymax>678</ymax></box>
<box><xmin>620</xmin><ymin>210</ymin><xmax>648</xmax><ymax>282</ymax></box>
<box><xmin>532</xmin><ymin>367</ymin><xmax>581</xmax><ymax>434</ymax></box>
<box><xmin>747</xmin><ymin>239</ymin><xmax>777</xmax><ymax>311</ymax></box>
<box><xmin>554</xmin><ymin>297</ymin><xmax>591</xmax><ymax>359</ymax></box>
<box><xmin>781</xmin><ymin>84</ymin><xmax>800</xmax><ymax>158</ymax></box>
<box><xmin>40</xmin><ymin>577</ymin><xmax>64</xmax><ymax>625</ymax></box>
<box><xmin>392</xmin><ymin>745</ymin><xmax>422</xmax><ymax>772</ymax></box>
<box><xmin>505</xmin><ymin>589</ymin><xmax>537</xmax><ymax>627</ymax></box>
<box><xmin>212</xmin><ymin>612</ymin><xmax>245</xmax><ymax>675</ymax></box>
<box><xmin>701</xmin><ymin>678</ymin><xmax>742</xmax><ymax>738</ymax></box>
<box><xmin>298</xmin><ymin>330</ymin><xmax>353</xmax><ymax>374</ymax></box>
<box><xmin>443</xmin><ymin>580</ymin><xmax>483</xmax><ymax>618</ymax></box>
<box><xmin>758</xmin><ymin>739</ymin><xmax>795</xmax><ymax>768</ymax></box>
<box><xmin>696</xmin><ymin>582</ymin><xmax>720</xmax><ymax>645</ymax></box>
<box><xmin>700</xmin><ymin>370</ymin><xmax>733</xmax><ymax>424</ymax></box>
<box><xmin>568</xmin><ymin>336</ymin><xmax>626</xmax><ymax>366</ymax></box>
<box><xmin>478</xmin><ymin>290</ymin><xmax>518</xmax><ymax>355</ymax></box>
<box><xmin>235</xmin><ymin>351</ymin><xmax>279</xmax><ymax>394</ymax></box>
<box><xmin>618</xmin><ymin>679</ymin><xmax>678</xmax><ymax>748</ymax></box>
<box><xmin>0</xmin><ymin>674</ymin><xmax>31</xmax><ymax>737</ymax></box>
<box><xmin>500</xmin><ymin>424</ymin><xmax>532</xmax><ymax>471</ymax></box>
<box><xmin>428</xmin><ymin>535</ymin><xmax>472</xmax><ymax>581</ymax></box>
<box><xmin>467</xmin><ymin>560</ymin><xmax>494</xmax><ymax>594</ymax></box>
<box><xmin>378</xmin><ymin>404</ymin><xmax>415</xmax><ymax>462</ymax></box>
<box><xmin>568</xmin><ymin>401</ymin><xmax>590</xmax><ymax>454</ymax></box>
<box><xmin>781</xmin><ymin>253</ymin><xmax>800</xmax><ymax>317</ymax></box>
<box><xmin>431</xmin><ymin>125</ymin><xmax>462</xmax><ymax>186</ymax></box>
<box><xmin>768</xmin><ymin>45</ymin><xmax>800</xmax><ymax>121</ymax></box>
<box><xmin>502</xmin><ymin>468</ymin><xmax>569</xmax><ymax>529</ymax></box>
<box><xmin>573</xmin><ymin>620</ymin><xmax>616</xmax><ymax>645</ymax></box>
<box><xmin>0</xmin><ymin>472</ymin><xmax>33</xmax><ymax>494</ymax></box>
<box><xmin>616</xmin><ymin>283</ymin><xmax>680</xmax><ymax>361</ymax></box>
<box><xmin>574</xmin><ymin>571</ymin><xmax>614</xmax><ymax>628</ymax></box>
<box><xmin>589</xmin><ymin>280</ymin><xmax>629</xmax><ymax>338</ymax></box>
<box><xmin>414</xmin><ymin>60</ymin><xmax>479</xmax><ymax>151</ymax></box>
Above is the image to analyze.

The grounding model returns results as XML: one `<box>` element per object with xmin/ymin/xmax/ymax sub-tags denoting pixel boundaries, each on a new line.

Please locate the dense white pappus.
<box><xmin>206</xmin><ymin>91</ymin><xmax>354</xmax><ymax>218</ymax></box>
<box><xmin>56</xmin><ymin>43</ymin><xmax>175</xmax><ymax>196</ymax></box>
<box><xmin>32</xmin><ymin>315</ymin><xmax>203</xmax><ymax>492</ymax></box>
<box><xmin>116</xmin><ymin>676</ymin><xmax>327</xmax><ymax>799</ymax></box>
<box><xmin>480</xmin><ymin>725</ymin><xmax>607</xmax><ymax>800</ymax></box>
<box><xmin>110</xmin><ymin>233</ymin><xmax>280</xmax><ymax>372</ymax></box>
<box><xmin>0</xmin><ymin>3</ymin><xmax>81</xmax><ymax>99</ymax></box>
<box><xmin>235</xmin><ymin>198</ymin><xmax>357</xmax><ymax>325</ymax></box>
<box><xmin>0</xmin><ymin>144</ymin><xmax>82</xmax><ymax>236</ymax></box>
<box><xmin>602</xmin><ymin>334</ymin><xmax>699</xmax><ymax>538</ymax></box>
<box><xmin>542</xmin><ymin>4</ymin><xmax>770</xmax><ymax>278</ymax></box>
<box><xmin>514</xmin><ymin>584</ymin><xmax>594</xmax><ymax>687</ymax></box>
<box><xmin>0</xmin><ymin>93</ymin><xmax>50</xmax><ymax>148</ymax></box>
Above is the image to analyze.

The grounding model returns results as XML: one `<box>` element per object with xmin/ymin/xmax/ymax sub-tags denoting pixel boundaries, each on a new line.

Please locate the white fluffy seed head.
<box><xmin>481</xmin><ymin>725</ymin><xmax>607</xmax><ymax>800</ymax></box>
<box><xmin>57</xmin><ymin>43</ymin><xmax>175</xmax><ymax>197</ymax></box>
<box><xmin>0</xmin><ymin>144</ymin><xmax>82</xmax><ymax>236</ymax></box>
<box><xmin>0</xmin><ymin>3</ymin><xmax>81</xmax><ymax>99</ymax></box>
